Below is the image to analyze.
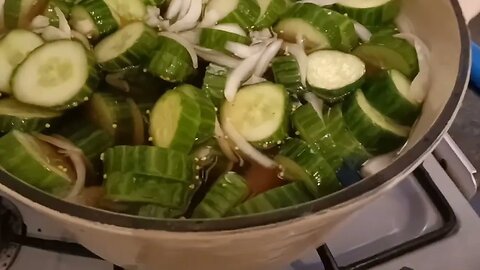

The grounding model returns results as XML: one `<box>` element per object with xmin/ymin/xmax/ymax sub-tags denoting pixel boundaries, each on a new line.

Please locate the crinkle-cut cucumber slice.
<box><xmin>271</xmin><ymin>56</ymin><xmax>306</xmax><ymax>95</ymax></box>
<box><xmin>103</xmin><ymin>0</ymin><xmax>146</xmax><ymax>24</ymax></box>
<box><xmin>70</xmin><ymin>0</ymin><xmax>119</xmax><ymax>39</ymax></box>
<box><xmin>4</xmin><ymin>0</ymin><xmax>49</xmax><ymax>29</ymax></box>
<box><xmin>205</xmin><ymin>0</ymin><xmax>260</xmax><ymax>30</ymax></box>
<box><xmin>275</xmin><ymin>138</ymin><xmax>341</xmax><ymax>197</ymax></box>
<box><xmin>202</xmin><ymin>64</ymin><xmax>228</xmax><ymax>108</ymax></box>
<box><xmin>150</xmin><ymin>89</ymin><xmax>201</xmax><ymax>153</ymax></box>
<box><xmin>363</xmin><ymin>69</ymin><xmax>421</xmax><ymax>126</ymax></box>
<box><xmin>0</xmin><ymin>30</ymin><xmax>44</xmax><ymax>94</ymax></box>
<box><xmin>12</xmin><ymin>40</ymin><xmax>99</xmax><ymax>110</ymax></box>
<box><xmin>274</xmin><ymin>3</ymin><xmax>341</xmax><ymax>51</ymax></box>
<box><xmin>0</xmin><ymin>98</ymin><xmax>62</xmax><ymax>133</ymax></box>
<box><xmin>254</xmin><ymin>0</ymin><xmax>289</xmax><ymax>29</ymax></box>
<box><xmin>137</xmin><ymin>204</ymin><xmax>183</xmax><ymax>219</ymax></box>
<box><xmin>335</xmin><ymin>0</ymin><xmax>400</xmax><ymax>26</ymax></box>
<box><xmin>328</xmin><ymin>9</ymin><xmax>359</xmax><ymax>52</ymax></box>
<box><xmin>228</xmin><ymin>182</ymin><xmax>313</xmax><ymax>216</ymax></box>
<box><xmin>353</xmin><ymin>35</ymin><xmax>419</xmax><ymax>79</ymax></box>
<box><xmin>221</xmin><ymin>82</ymin><xmax>289</xmax><ymax>149</ymax></box>
<box><xmin>343</xmin><ymin>90</ymin><xmax>410</xmax><ymax>154</ymax></box>
<box><xmin>94</xmin><ymin>22</ymin><xmax>159</xmax><ymax>72</ymax></box>
<box><xmin>199</xmin><ymin>27</ymin><xmax>250</xmax><ymax>54</ymax></box>
<box><xmin>0</xmin><ymin>131</ymin><xmax>74</xmax><ymax>196</ymax></box>
<box><xmin>192</xmin><ymin>172</ymin><xmax>250</xmax><ymax>218</ymax></box>
<box><xmin>307</xmin><ymin>50</ymin><xmax>365</xmax><ymax>103</ymax></box>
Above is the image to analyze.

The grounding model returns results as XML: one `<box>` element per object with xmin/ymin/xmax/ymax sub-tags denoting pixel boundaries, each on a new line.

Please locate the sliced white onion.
<box><xmin>169</xmin><ymin>0</ymin><xmax>202</xmax><ymax>32</ymax></box>
<box><xmin>360</xmin><ymin>152</ymin><xmax>397</xmax><ymax>178</ymax></box>
<box><xmin>214</xmin><ymin>118</ymin><xmax>239</xmax><ymax>163</ymax></box>
<box><xmin>159</xmin><ymin>32</ymin><xmax>198</xmax><ymax>69</ymax></box>
<box><xmin>225</xmin><ymin>42</ymin><xmax>265</xmax><ymax>59</ymax></box>
<box><xmin>213</xmin><ymin>23</ymin><xmax>247</xmax><ymax>37</ymax></box>
<box><xmin>195</xmin><ymin>46</ymin><xmax>241</xmax><ymax>68</ymax></box>
<box><xmin>30</xmin><ymin>15</ymin><xmax>50</xmax><ymax>29</ymax></box>
<box><xmin>283</xmin><ymin>42</ymin><xmax>308</xmax><ymax>86</ymax></box>
<box><xmin>304</xmin><ymin>92</ymin><xmax>324</xmax><ymax>120</ymax></box>
<box><xmin>105</xmin><ymin>72</ymin><xmax>130</xmax><ymax>92</ymax></box>
<box><xmin>72</xmin><ymin>19</ymin><xmax>95</xmax><ymax>37</ymax></box>
<box><xmin>200</xmin><ymin>9</ymin><xmax>220</xmax><ymax>27</ymax></box>
<box><xmin>250</xmin><ymin>29</ymin><xmax>274</xmax><ymax>44</ymax></box>
<box><xmin>179</xmin><ymin>29</ymin><xmax>200</xmax><ymax>44</ymax></box>
<box><xmin>297</xmin><ymin>0</ymin><xmax>339</xmax><ymax>6</ymax></box>
<box><xmin>166</xmin><ymin>0</ymin><xmax>183</xmax><ymax>20</ymax></box>
<box><xmin>41</xmin><ymin>26</ymin><xmax>71</xmax><ymax>41</ymax></box>
<box><xmin>54</xmin><ymin>7</ymin><xmax>71</xmax><ymax>37</ymax></box>
<box><xmin>222</xmin><ymin>119</ymin><xmax>277</xmax><ymax>168</ymax></box>
<box><xmin>353</xmin><ymin>21</ymin><xmax>372</xmax><ymax>42</ymax></box>
<box><xmin>394</xmin><ymin>12</ymin><xmax>414</xmax><ymax>34</ymax></box>
<box><xmin>224</xmin><ymin>50</ymin><xmax>264</xmax><ymax>101</ymax></box>
<box><xmin>35</xmin><ymin>133</ymin><xmax>81</xmax><ymax>153</ymax></box>
<box><xmin>178</xmin><ymin>0</ymin><xmax>192</xmax><ymax>20</ymax></box>
<box><xmin>144</xmin><ymin>6</ymin><xmax>163</xmax><ymax>28</ymax></box>
<box><xmin>71</xmin><ymin>30</ymin><xmax>91</xmax><ymax>49</ymax></box>
<box><xmin>254</xmin><ymin>39</ymin><xmax>283</xmax><ymax>76</ymax></box>
<box><xmin>394</xmin><ymin>33</ymin><xmax>431</xmax><ymax>103</ymax></box>
<box><xmin>0</xmin><ymin>0</ymin><xmax>5</xmax><ymax>30</ymax></box>
<box><xmin>243</xmin><ymin>75</ymin><xmax>266</xmax><ymax>85</ymax></box>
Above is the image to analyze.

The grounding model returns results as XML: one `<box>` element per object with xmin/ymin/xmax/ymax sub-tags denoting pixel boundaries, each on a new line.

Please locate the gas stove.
<box><xmin>0</xmin><ymin>134</ymin><xmax>479</xmax><ymax>270</ymax></box>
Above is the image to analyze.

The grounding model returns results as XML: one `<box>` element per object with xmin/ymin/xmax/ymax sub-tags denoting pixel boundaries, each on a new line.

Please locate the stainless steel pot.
<box><xmin>0</xmin><ymin>0</ymin><xmax>478</xmax><ymax>269</ymax></box>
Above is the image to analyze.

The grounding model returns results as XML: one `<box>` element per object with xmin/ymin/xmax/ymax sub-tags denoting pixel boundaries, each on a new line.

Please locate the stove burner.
<box><xmin>0</xmin><ymin>197</ymin><xmax>23</xmax><ymax>270</ymax></box>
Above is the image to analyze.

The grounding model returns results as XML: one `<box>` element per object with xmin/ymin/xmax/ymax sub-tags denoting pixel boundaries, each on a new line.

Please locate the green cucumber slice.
<box><xmin>274</xmin><ymin>3</ymin><xmax>341</xmax><ymax>50</ymax></box>
<box><xmin>0</xmin><ymin>131</ymin><xmax>74</xmax><ymax>196</ymax></box>
<box><xmin>148</xmin><ymin>35</ymin><xmax>195</xmax><ymax>83</ymax></box>
<box><xmin>4</xmin><ymin>0</ymin><xmax>49</xmax><ymax>29</ymax></box>
<box><xmin>103</xmin><ymin>146</ymin><xmax>195</xmax><ymax>183</ymax></box>
<box><xmin>70</xmin><ymin>0</ymin><xmax>119</xmax><ymax>39</ymax></box>
<box><xmin>12</xmin><ymin>40</ymin><xmax>99</xmax><ymax>110</ymax></box>
<box><xmin>364</xmin><ymin>69</ymin><xmax>421</xmax><ymax>126</ymax></box>
<box><xmin>335</xmin><ymin>0</ymin><xmax>400</xmax><ymax>26</ymax></box>
<box><xmin>150</xmin><ymin>89</ymin><xmax>201</xmax><ymax>152</ymax></box>
<box><xmin>292</xmin><ymin>104</ymin><xmax>343</xmax><ymax>170</ymax></box>
<box><xmin>254</xmin><ymin>0</ymin><xmax>289</xmax><ymax>29</ymax></box>
<box><xmin>220</xmin><ymin>82</ymin><xmax>289</xmax><ymax>149</ymax></box>
<box><xmin>192</xmin><ymin>172</ymin><xmax>250</xmax><ymax>218</ymax></box>
<box><xmin>228</xmin><ymin>182</ymin><xmax>313</xmax><ymax>216</ymax></box>
<box><xmin>94</xmin><ymin>22</ymin><xmax>159</xmax><ymax>72</ymax></box>
<box><xmin>137</xmin><ymin>204</ymin><xmax>183</xmax><ymax>219</ymax></box>
<box><xmin>176</xmin><ymin>84</ymin><xmax>216</xmax><ymax>145</ymax></box>
<box><xmin>0</xmin><ymin>99</ymin><xmax>62</xmax><ymax>133</ymax></box>
<box><xmin>205</xmin><ymin>0</ymin><xmax>260</xmax><ymax>30</ymax></box>
<box><xmin>271</xmin><ymin>56</ymin><xmax>306</xmax><ymax>95</ymax></box>
<box><xmin>0</xmin><ymin>30</ymin><xmax>44</xmax><ymax>94</ymax></box>
<box><xmin>275</xmin><ymin>138</ymin><xmax>341</xmax><ymax>197</ymax></box>
<box><xmin>201</xmin><ymin>64</ymin><xmax>228</xmax><ymax>108</ymax></box>
<box><xmin>199</xmin><ymin>26</ymin><xmax>250</xmax><ymax>54</ymax></box>
<box><xmin>307</xmin><ymin>50</ymin><xmax>365</xmax><ymax>103</ymax></box>
<box><xmin>102</xmin><ymin>0</ymin><xmax>146</xmax><ymax>24</ymax></box>
<box><xmin>342</xmin><ymin>90</ymin><xmax>410</xmax><ymax>154</ymax></box>
<box><xmin>353</xmin><ymin>35</ymin><xmax>419</xmax><ymax>79</ymax></box>
<box><xmin>328</xmin><ymin>9</ymin><xmax>359</xmax><ymax>52</ymax></box>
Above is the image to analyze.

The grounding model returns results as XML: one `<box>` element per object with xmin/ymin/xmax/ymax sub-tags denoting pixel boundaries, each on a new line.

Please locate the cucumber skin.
<box><xmin>0</xmin><ymin>131</ymin><xmax>71</xmax><ymax>196</ymax></box>
<box><xmin>228</xmin><ymin>182</ymin><xmax>313</xmax><ymax>216</ymax></box>
<box><xmin>73</xmin><ymin>0</ymin><xmax>119</xmax><ymax>38</ymax></box>
<box><xmin>363</xmin><ymin>70</ymin><xmax>421</xmax><ymax>126</ymax></box>
<box><xmin>148</xmin><ymin>36</ymin><xmax>195</xmax><ymax>83</ymax></box>
<box><xmin>254</xmin><ymin>0</ymin><xmax>289</xmax><ymax>29</ymax></box>
<box><xmin>276</xmin><ymin>139</ymin><xmax>341</xmax><ymax>198</ymax></box>
<box><xmin>201</xmin><ymin>64</ymin><xmax>228</xmax><ymax>108</ymax></box>
<box><xmin>96</xmin><ymin>23</ymin><xmax>160</xmax><ymax>72</ymax></box>
<box><xmin>353</xmin><ymin>35</ymin><xmax>419</xmax><ymax>79</ymax></box>
<box><xmin>192</xmin><ymin>172</ymin><xmax>250</xmax><ymax>219</ymax></box>
<box><xmin>334</xmin><ymin>0</ymin><xmax>401</xmax><ymax>26</ymax></box>
<box><xmin>342</xmin><ymin>91</ymin><xmax>408</xmax><ymax>155</ymax></box>
<box><xmin>219</xmin><ymin>0</ymin><xmax>261</xmax><ymax>30</ymax></box>
<box><xmin>199</xmin><ymin>28</ymin><xmax>250</xmax><ymax>54</ymax></box>
<box><xmin>274</xmin><ymin>3</ymin><xmax>341</xmax><ymax>50</ymax></box>
<box><xmin>309</xmin><ymin>77</ymin><xmax>364</xmax><ymax>104</ymax></box>
<box><xmin>4</xmin><ymin>0</ymin><xmax>49</xmax><ymax>29</ymax></box>
<box><xmin>271</xmin><ymin>56</ymin><xmax>306</xmax><ymax>96</ymax></box>
<box><xmin>292</xmin><ymin>104</ymin><xmax>343</xmax><ymax>170</ymax></box>
<box><xmin>328</xmin><ymin>9</ymin><xmax>359</xmax><ymax>52</ymax></box>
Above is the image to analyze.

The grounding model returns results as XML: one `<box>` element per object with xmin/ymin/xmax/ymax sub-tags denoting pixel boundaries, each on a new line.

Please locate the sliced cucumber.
<box><xmin>343</xmin><ymin>90</ymin><xmax>410</xmax><ymax>154</ymax></box>
<box><xmin>221</xmin><ymin>82</ymin><xmax>289</xmax><ymax>149</ymax></box>
<box><xmin>103</xmin><ymin>146</ymin><xmax>195</xmax><ymax>183</ymax></box>
<box><xmin>0</xmin><ymin>99</ymin><xmax>62</xmax><ymax>133</ymax></box>
<box><xmin>143</xmin><ymin>0</ymin><xmax>166</xmax><ymax>6</ymax></box>
<box><xmin>364</xmin><ymin>69</ymin><xmax>421</xmax><ymax>126</ymax></box>
<box><xmin>150</xmin><ymin>89</ymin><xmax>201</xmax><ymax>152</ymax></box>
<box><xmin>0</xmin><ymin>131</ymin><xmax>74</xmax><ymax>196</ymax></box>
<box><xmin>328</xmin><ymin>9</ymin><xmax>359</xmax><ymax>52</ymax></box>
<box><xmin>4</xmin><ymin>0</ymin><xmax>49</xmax><ymax>29</ymax></box>
<box><xmin>275</xmin><ymin>139</ymin><xmax>341</xmax><ymax>197</ymax></box>
<box><xmin>204</xmin><ymin>0</ymin><xmax>260</xmax><ymax>30</ymax></box>
<box><xmin>292</xmin><ymin>104</ymin><xmax>343</xmax><ymax>170</ymax></box>
<box><xmin>271</xmin><ymin>56</ymin><xmax>306</xmax><ymax>95</ymax></box>
<box><xmin>228</xmin><ymin>182</ymin><xmax>313</xmax><ymax>216</ymax></box>
<box><xmin>192</xmin><ymin>172</ymin><xmax>250</xmax><ymax>218</ymax></box>
<box><xmin>202</xmin><ymin>64</ymin><xmax>228</xmax><ymax>108</ymax></box>
<box><xmin>176</xmin><ymin>84</ymin><xmax>216</xmax><ymax>145</ymax></box>
<box><xmin>12</xmin><ymin>40</ymin><xmax>99</xmax><ymax>110</ymax></box>
<box><xmin>353</xmin><ymin>35</ymin><xmax>419</xmax><ymax>79</ymax></box>
<box><xmin>138</xmin><ymin>204</ymin><xmax>183</xmax><ymax>219</ymax></box>
<box><xmin>274</xmin><ymin>3</ymin><xmax>340</xmax><ymax>50</ymax></box>
<box><xmin>86</xmin><ymin>93</ymin><xmax>144</xmax><ymax>145</ymax></box>
<box><xmin>70</xmin><ymin>0</ymin><xmax>119</xmax><ymax>39</ymax></box>
<box><xmin>94</xmin><ymin>22</ymin><xmax>159</xmax><ymax>72</ymax></box>
<box><xmin>102</xmin><ymin>0</ymin><xmax>146</xmax><ymax>24</ymax></box>
<box><xmin>335</xmin><ymin>0</ymin><xmax>400</xmax><ymax>26</ymax></box>
<box><xmin>0</xmin><ymin>30</ymin><xmax>44</xmax><ymax>94</ymax></box>
<box><xmin>307</xmin><ymin>50</ymin><xmax>365</xmax><ymax>103</ymax></box>
<box><xmin>254</xmin><ymin>0</ymin><xmax>289</xmax><ymax>29</ymax></box>
<box><xmin>148</xmin><ymin>35</ymin><xmax>195</xmax><ymax>83</ymax></box>
<box><xmin>199</xmin><ymin>26</ymin><xmax>250</xmax><ymax>54</ymax></box>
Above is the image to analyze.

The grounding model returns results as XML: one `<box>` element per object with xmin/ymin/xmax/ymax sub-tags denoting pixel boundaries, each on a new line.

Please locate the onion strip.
<box><xmin>214</xmin><ymin>119</ymin><xmax>239</xmax><ymax>163</ymax></box>
<box><xmin>54</xmin><ymin>7</ymin><xmax>71</xmax><ymax>37</ymax></box>
<box><xmin>195</xmin><ymin>46</ymin><xmax>241</xmax><ymax>68</ymax></box>
<box><xmin>160</xmin><ymin>32</ymin><xmax>198</xmax><ymax>69</ymax></box>
<box><xmin>254</xmin><ymin>39</ymin><xmax>283</xmax><ymax>76</ymax></box>
<box><xmin>283</xmin><ymin>42</ymin><xmax>308</xmax><ymax>86</ymax></box>
<box><xmin>225</xmin><ymin>42</ymin><xmax>265</xmax><ymax>59</ymax></box>
<box><xmin>166</xmin><ymin>0</ymin><xmax>183</xmax><ymax>20</ymax></box>
<box><xmin>304</xmin><ymin>93</ymin><xmax>324</xmax><ymax>121</ymax></box>
<box><xmin>353</xmin><ymin>21</ymin><xmax>372</xmax><ymax>42</ymax></box>
<box><xmin>169</xmin><ymin>0</ymin><xmax>202</xmax><ymax>32</ymax></box>
<box><xmin>224</xmin><ymin>50</ymin><xmax>264</xmax><ymax>101</ymax></box>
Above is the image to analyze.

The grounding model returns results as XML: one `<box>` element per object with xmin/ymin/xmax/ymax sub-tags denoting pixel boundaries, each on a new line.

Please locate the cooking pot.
<box><xmin>0</xmin><ymin>0</ymin><xmax>478</xmax><ymax>269</ymax></box>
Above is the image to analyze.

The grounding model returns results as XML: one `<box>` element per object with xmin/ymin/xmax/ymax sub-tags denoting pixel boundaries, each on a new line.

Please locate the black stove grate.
<box><xmin>0</xmin><ymin>164</ymin><xmax>458</xmax><ymax>270</ymax></box>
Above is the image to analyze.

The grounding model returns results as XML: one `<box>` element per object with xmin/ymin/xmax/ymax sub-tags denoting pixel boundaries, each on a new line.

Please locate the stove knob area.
<box><xmin>0</xmin><ymin>197</ymin><xmax>23</xmax><ymax>270</ymax></box>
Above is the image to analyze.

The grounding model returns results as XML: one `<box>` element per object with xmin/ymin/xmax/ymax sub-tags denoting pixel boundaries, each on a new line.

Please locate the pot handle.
<box><xmin>457</xmin><ymin>0</ymin><xmax>480</xmax><ymax>23</ymax></box>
